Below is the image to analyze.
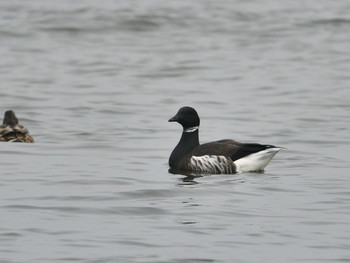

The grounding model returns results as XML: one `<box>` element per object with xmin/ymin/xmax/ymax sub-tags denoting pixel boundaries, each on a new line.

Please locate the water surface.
<box><xmin>1</xmin><ymin>1</ymin><xmax>350</xmax><ymax>262</ymax></box>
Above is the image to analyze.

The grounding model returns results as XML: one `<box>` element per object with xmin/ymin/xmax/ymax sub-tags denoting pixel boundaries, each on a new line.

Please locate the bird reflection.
<box><xmin>168</xmin><ymin>168</ymin><xmax>203</xmax><ymax>185</ymax></box>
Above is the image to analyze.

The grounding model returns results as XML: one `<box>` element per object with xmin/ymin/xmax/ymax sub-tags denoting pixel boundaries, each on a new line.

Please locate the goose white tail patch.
<box><xmin>234</xmin><ymin>148</ymin><xmax>282</xmax><ymax>173</ymax></box>
<box><xmin>190</xmin><ymin>155</ymin><xmax>235</xmax><ymax>174</ymax></box>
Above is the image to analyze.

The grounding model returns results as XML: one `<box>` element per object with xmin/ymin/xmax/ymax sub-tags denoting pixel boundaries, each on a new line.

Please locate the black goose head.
<box><xmin>169</xmin><ymin>106</ymin><xmax>200</xmax><ymax>130</ymax></box>
<box><xmin>3</xmin><ymin>110</ymin><xmax>19</xmax><ymax>126</ymax></box>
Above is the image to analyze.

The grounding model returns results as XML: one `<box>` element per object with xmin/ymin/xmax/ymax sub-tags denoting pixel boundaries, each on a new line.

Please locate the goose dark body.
<box><xmin>168</xmin><ymin>106</ymin><xmax>281</xmax><ymax>174</ymax></box>
<box><xmin>193</xmin><ymin>139</ymin><xmax>276</xmax><ymax>160</ymax></box>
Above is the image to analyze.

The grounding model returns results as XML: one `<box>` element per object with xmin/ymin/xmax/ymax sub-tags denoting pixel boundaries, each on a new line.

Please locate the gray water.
<box><xmin>1</xmin><ymin>0</ymin><xmax>350</xmax><ymax>262</ymax></box>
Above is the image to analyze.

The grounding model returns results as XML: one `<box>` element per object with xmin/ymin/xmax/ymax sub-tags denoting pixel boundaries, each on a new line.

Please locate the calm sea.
<box><xmin>1</xmin><ymin>0</ymin><xmax>350</xmax><ymax>262</ymax></box>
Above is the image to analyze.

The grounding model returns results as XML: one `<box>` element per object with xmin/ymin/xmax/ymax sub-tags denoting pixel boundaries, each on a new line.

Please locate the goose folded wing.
<box><xmin>191</xmin><ymin>139</ymin><xmax>276</xmax><ymax>162</ymax></box>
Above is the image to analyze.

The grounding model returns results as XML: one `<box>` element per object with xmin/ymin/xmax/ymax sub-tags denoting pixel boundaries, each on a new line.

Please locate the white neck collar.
<box><xmin>184</xmin><ymin>126</ymin><xmax>199</xmax><ymax>133</ymax></box>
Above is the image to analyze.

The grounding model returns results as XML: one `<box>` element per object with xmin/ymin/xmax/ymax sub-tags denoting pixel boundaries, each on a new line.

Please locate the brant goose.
<box><xmin>168</xmin><ymin>106</ymin><xmax>281</xmax><ymax>174</ymax></box>
<box><xmin>0</xmin><ymin>110</ymin><xmax>34</xmax><ymax>143</ymax></box>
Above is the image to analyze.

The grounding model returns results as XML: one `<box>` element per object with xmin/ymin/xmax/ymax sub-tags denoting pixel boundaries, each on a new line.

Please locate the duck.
<box><xmin>0</xmin><ymin>110</ymin><xmax>34</xmax><ymax>143</ymax></box>
<box><xmin>168</xmin><ymin>106</ymin><xmax>281</xmax><ymax>174</ymax></box>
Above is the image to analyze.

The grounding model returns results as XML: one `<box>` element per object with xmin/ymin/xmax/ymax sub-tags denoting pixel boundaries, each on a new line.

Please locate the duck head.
<box><xmin>3</xmin><ymin>110</ymin><xmax>19</xmax><ymax>126</ymax></box>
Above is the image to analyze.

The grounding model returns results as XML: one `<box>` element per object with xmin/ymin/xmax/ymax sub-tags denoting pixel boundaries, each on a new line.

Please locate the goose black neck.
<box><xmin>179</xmin><ymin>129</ymin><xmax>199</xmax><ymax>149</ymax></box>
<box><xmin>169</xmin><ymin>129</ymin><xmax>199</xmax><ymax>168</ymax></box>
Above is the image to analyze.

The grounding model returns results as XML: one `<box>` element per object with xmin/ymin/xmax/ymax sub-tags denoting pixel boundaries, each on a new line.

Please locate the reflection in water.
<box><xmin>179</xmin><ymin>175</ymin><xmax>200</xmax><ymax>185</ymax></box>
<box><xmin>168</xmin><ymin>168</ymin><xmax>203</xmax><ymax>185</ymax></box>
<box><xmin>169</xmin><ymin>167</ymin><xmax>266</xmax><ymax>184</ymax></box>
